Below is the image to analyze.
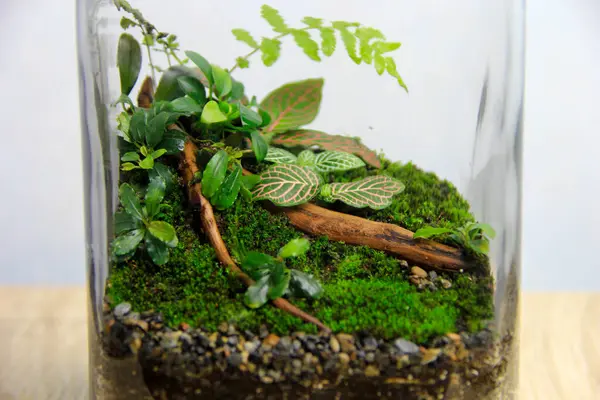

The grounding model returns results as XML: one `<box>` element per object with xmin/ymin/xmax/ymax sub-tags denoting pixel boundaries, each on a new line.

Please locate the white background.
<box><xmin>0</xmin><ymin>0</ymin><xmax>598</xmax><ymax>290</ymax></box>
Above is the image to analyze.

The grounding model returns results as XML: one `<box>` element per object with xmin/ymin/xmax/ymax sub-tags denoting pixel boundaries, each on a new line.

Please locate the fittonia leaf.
<box><xmin>320</xmin><ymin>175</ymin><xmax>405</xmax><ymax>210</ymax></box>
<box><xmin>252</xmin><ymin>164</ymin><xmax>321</xmax><ymax>207</ymax></box>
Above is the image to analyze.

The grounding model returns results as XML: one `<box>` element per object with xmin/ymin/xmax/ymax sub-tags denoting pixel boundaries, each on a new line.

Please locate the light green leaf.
<box><xmin>145</xmin><ymin>176</ymin><xmax>166</xmax><ymax>218</ymax></box>
<box><xmin>230</xmin><ymin>80</ymin><xmax>246</xmax><ymax>101</ymax></box>
<box><xmin>200</xmin><ymin>100</ymin><xmax>228</xmax><ymax>124</ymax></box>
<box><xmin>117</xmin><ymin>33</ymin><xmax>142</xmax><ymax>95</ymax></box>
<box><xmin>385</xmin><ymin>57</ymin><xmax>407</xmax><ymax>90</ymax></box>
<box><xmin>412</xmin><ymin>227</ymin><xmax>454</xmax><ymax>240</ymax></box>
<box><xmin>117</xmin><ymin>112</ymin><xmax>131</xmax><ymax>140</ymax></box>
<box><xmin>336</xmin><ymin>27</ymin><xmax>360</xmax><ymax>64</ymax></box>
<box><xmin>145</xmin><ymin>233</ymin><xmax>169</xmax><ymax>265</ymax></box>
<box><xmin>359</xmin><ymin>39</ymin><xmax>373</xmax><ymax>64</ymax></box>
<box><xmin>469</xmin><ymin>239</ymin><xmax>490</xmax><ymax>255</ymax></box>
<box><xmin>120</xmin><ymin>16</ymin><xmax>136</xmax><ymax>30</ymax></box>
<box><xmin>321</xmin><ymin>175</ymin><xmax>405</xmax><ymax>210</ymax></box>
<box><xmin>302</xmin><ymin>16</ymin><xmax>323</xmax><ymax>28</ymax></box>
<box><xmin>119</xmin><ymin>183</ymin><xmax>144</xmax><ymax>220</ymax></box>
<box><xmin>112</xmin><ymin>229</ymin><xmax>144</xmax><ymax>256</ymax></box>
<box><xmin>313</xmin><ymin>151</ymin><xmax>366</xmax><ymax>173</ymax></box>
<box><xmin>267</xmin><ymin>263</ymin><xmax>291</xmax><ymax>300</ymax></box>
<box><xmin>177</xmin><ymin>76</ymin><xmax>206</xmax><ymax>105</ymax></box>
<box><xmin>260</xmin><ymin>5</ymin><xmax>289</xmax><ymax>33</ymax></box>
<box><xmin>278</xmin><ymin>238</ymin><xmax>310</xmax><ymax>259</ymax></box>
<box><xmin>121</xmin><ymin>162</ymin><xmax>139</xmax><ymax>171</ymax></box>
<box><xmin>140</xmin><ymin>146</ymin><xmax>148</xmax><ymax>156</ymax></box>
<box><xmin>139</xmin><ymin>156</ymin><xmax>154</xmax><ymax>169</ymax></box>
<box><xmin>252</xmin><ymin>164</ymin><xmax>321</xmax><ymax>207</ymax></box>
<box><xmin>121</xmin><ymin>152</ymin><xmax>140</xmax><ymax>162</ymax></box>
<box><xmin>260</xmin><ymin>38</ymin><xmax>281</xmax><ymax>67</ymax></box>
<box><xmin>265</xmin><ymin>147</ymin><xmax>297</xmax><ymax>164</ymax></box>
<box><xmin>171</xmin><ymin>96</ymin><xmax>203</xmax><ymax>114</ymax></box>
<box><xmin>373</xmin><ymin>53</ymin><xmax>385</xmax><ymax>75</ymax></box>
<box><xmin>236</xmin><ymin>56</ymin><xmax>250</xmax><ymax>69</ymax></box>
<box><xmin>241</xmin><ymin>175</ymin><xmax>261</xmax><ymax>190</ymax></box>
<box><xmin>147</xmin><ymin>221</ymin><xmax>178</xmax><ymax>247</ymax></box>
<box><xmin>289</xmin><ymin>270</ymin><xmax>323</xmax><ymax>299</ymax></box>
<box><xmin>231</xmin><ymin>28</ymin><xmax>259</xmax><ymax>48</ymax></box>
<box><xmin>374</xmin><ymin>41</ymin><xmax>402</xmax><ymax>53</ymax></box>
<box><xmin>320</xmin><ymin>27</ymin><xmax>336</xmax><ymax>57</ymax></box>
<box><xmin>149</xmin><ymin>149</ymin><xmax>167</xmax><ymax>159</ymax></box>
<box><xmin>211</xmin><ymin>164</ymin><xmax>242</xmax><ymax>210</ymax></box>
<box><xmin>114</xmin><ymin>210</ymin><xmax>140</xmax><ymax>235</ymax></box>
<box><xmin>244</xmin><ymin>276</ymin><xmax>270</xmax><ymax>308</ymax></box>
<box><xmin>251</xmin><ymin>131</ymin><xmax>268</xmax><ymax>162</ymax></box>
<box><xmin>296</xmin><ymin>150</ymin><xmax>316</xmax><ymax>167</ymax></box>
<box><xmin>260</xmin><ymin>78</ymin><xmax>323</xmax><ymax>133</ymax></box>
<box><xmin>291</xmin><ymin>30</ymin><xmax>320</xmax><ymax>61</ymax></box>
<box><xmin>184</xmin><ymin>51</ymin><xmax>213</xmax><ymax>86</ymax></box>
<box><xmin>201</xmin><ymin>149</ymin><xmax>228</xmax><ymax>198</ymax></box>
<box><xmin>211</xmin><ymin>65</ymin><xmax>232</xmax><ymax>98</ymax></box>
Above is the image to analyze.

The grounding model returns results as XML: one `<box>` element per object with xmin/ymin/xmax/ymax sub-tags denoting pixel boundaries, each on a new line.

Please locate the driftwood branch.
<box><xmin>180</xmin><ymin>141</ymin><xmax>330</xmax><ymax>332</ymax></box>
<box><xmin>240</xmin><ymin>170</ymin><xmax>470</xmax><ymax>272</ymax></box>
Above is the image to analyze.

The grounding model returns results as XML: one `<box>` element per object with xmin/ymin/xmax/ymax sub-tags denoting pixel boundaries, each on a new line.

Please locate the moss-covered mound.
<box><xmin>107</xmin><ymin>161</ymin><xmax>493</xmax><ymax>344</ymax></box>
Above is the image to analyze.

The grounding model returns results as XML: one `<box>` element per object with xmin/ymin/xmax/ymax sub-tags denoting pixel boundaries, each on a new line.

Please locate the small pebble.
<box><xmin>394</xmin><ymin>338</ymin><xmax>420</xmax><ymax>355</ymax></box>
<box><xmin>363</xmin><ymin>337</ymin><xmax>378</xmax><ymax>351</ymax></box>
<box><xmin>218</xmin><ymin>322</ymin><xmax>229</xmax><ymax>334</ymax></box>
<box><xmin>329</xmin><ymin>336</ymin><xmax>340</xmax><ymax>353</ymax></box>
<box><xmin>411</xmin><ymin>266</ymin><xmax>428</xmax><ymax>278</ymax></box>
<box><xmin>365</xmin><ymin>352</ymin><xmax>376</xmax><ymax>363</ymax></box>
<box><xmin>135</xmin><ymin>320</ymin><xmax>149</xmax><ymax>332</ymax></box>
<box><xmin>364</xmin><ymin>365</ymin><xmax>380</xmax><ymax>377</ymax></box>
<box><xmin>399</xmin><ymin>260</ymin><xmax>409</xmax><ymax>268</ymax></box>
<box><xmin>179</xmin><ymin>322</ymin><xmax>190</xmax><ymax>331</ymax></box>
<box><xmin>441</xmin><ymin>278</ymin><xmax>452</xmax><ymax>289</ymax></box>
<box><xmin>228</xmin><ymin>353</ymin><xmax>243</xmax><ymax>367</ymax></box>
<box><xmin>421</xmin><ymin>348</ymin><xmax>442</xmax><ymax>365</ymax></box>
<box><xmin>338</xmin><ymin>353</ymin><xmax>350</xmax><ymax>366</ymax></box>
<box><xmin>336</xmin><ymin>333</ymin><xmax>355</xmax><ymax>353</ymax></box>
<box><xmin>263</xmin><ymin>334</ymin><xmax>280</xmax><ymax>347</ymax></box>
<box><xmin>113</xmin><ymin>302</ymin><xmax>131</xmax><ymax>319</ymax></box>
<box><xmin>429</xmin><ymin>271</ymin><xmax>438</xmax><ymax>280</ymax></box>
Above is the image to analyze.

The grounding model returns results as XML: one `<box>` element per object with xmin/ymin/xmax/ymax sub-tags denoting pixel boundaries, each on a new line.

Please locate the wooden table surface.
<box><xmin>0</xmin><ymin>288</ymin><xmax>598</xmax><ymax>400</ymax></box>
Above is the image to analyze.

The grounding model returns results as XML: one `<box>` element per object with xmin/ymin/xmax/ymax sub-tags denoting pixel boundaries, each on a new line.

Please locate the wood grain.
<box><xmin>0</xmin><ymin>288</ymin><xmax>598</xmax><ymax>399</ymax></box>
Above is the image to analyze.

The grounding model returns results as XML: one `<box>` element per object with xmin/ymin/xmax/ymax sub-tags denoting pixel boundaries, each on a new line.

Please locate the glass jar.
<box><xmin>77</xmin><ymin>1</ymin><xmax>523</xmax><ymax>399</ymax></box>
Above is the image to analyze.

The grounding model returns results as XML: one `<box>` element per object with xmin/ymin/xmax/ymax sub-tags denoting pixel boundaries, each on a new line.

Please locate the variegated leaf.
<box><xmin>314</xmin><ymin>151</ymin><xmax>365</xmax><ymax>173</ymax></box>
<box><xmin>321</xmin><ymin>175</ymin><xmax>404</xmax><ymax>210</ymax></box>
<box><xmin>265</xmin><ymin>146</ymin><xmax>297</xmax><ymax>164</ymax></box>
<box><xmin>260</xmin><ymin>79</ymin><xmax>323</xmax><ymax>133</ymax></box>
<box><xmin>272</xmin><ymin>129</ymin><xmax>381</xmax><ymax>168</ymax></box>
<box><xmin>252</xmin><ymin>164</ymin><xmax>321</xmax><ymax>206</ymax></box>
<box><xmin>296</xmin><ymin>150</ymin><xmax>316</xmax><ymax>167</ymax></box>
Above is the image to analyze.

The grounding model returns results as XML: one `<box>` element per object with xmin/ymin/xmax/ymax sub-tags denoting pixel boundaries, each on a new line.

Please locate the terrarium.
<box><xmin>77</xmin><ymin>0</ymin><xmax>523</xmax><ymax>399</ymax></box>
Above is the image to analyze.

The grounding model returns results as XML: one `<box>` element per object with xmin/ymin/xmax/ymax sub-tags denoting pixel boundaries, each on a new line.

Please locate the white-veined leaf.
<box><xmin>252</xmin><ymin>164</ymin><xmax>321</xmax><ymax>206</ymax></box>
<box><xmin>321</xmin><ymin>175</ymin><xmax>404</xmax><ymax>210</ymax></box>
<box><xmin>265</xmin><ymin>146</ymin><xmax>298</xmax><ymax>164</ymax></box>
<box><xmin>314</xmin><ymin>151</ymin><xmax>365</xmax><ymax>173</ymax></box>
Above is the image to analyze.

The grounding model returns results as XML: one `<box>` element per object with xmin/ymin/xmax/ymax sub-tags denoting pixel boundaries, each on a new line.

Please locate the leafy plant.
<box><xmin>112</xmin><ymin>179</ymin><xmax>179</xmax><ymax>265</ymax></box>
<box><xmin>252</xmin><ymin>163</ymin><xmax>404</xmax><ymax>209</ymax></box>
<box><xmin>413</xmin><ymin>222</ymin><xmax>496</xmax><ymax>255</ymax></box>
<box><xmin>198</xmin><ymin>150</ymin><xmax>245</xmax><ymax>210</ymax></box>
<box><xmin>230</xmin><ymin>5</ymin><xmax>407</xmax><ymax>90</ymax></box>
<box><xmin>239</xmin><ymin>238</ymin><xmax>323</xmax><ymax>308</ymax></box>
<box><xmin>265</xmin><ymin>147</ymin><xmax>365</xmax><ymax>173</ymax></box>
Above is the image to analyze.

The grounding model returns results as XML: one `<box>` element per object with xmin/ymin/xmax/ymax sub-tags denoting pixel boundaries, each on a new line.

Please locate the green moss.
<box><xmin>107</xmin><ymin>158</ymin><xmax>493</xmax><ymax>344</ymax></box>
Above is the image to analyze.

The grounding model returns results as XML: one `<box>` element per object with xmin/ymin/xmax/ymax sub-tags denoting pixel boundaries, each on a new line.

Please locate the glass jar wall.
<box><xmin>77</xmin><ymin>1</ymin><xmax>523</xmax><ymax>399</ymax></box>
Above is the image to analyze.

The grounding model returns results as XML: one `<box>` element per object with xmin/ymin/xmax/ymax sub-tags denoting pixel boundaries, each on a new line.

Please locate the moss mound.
<box><xmin>107</xmin><ymin>161</ymin><xmax>493</xmax><ymax>344</ymax></box>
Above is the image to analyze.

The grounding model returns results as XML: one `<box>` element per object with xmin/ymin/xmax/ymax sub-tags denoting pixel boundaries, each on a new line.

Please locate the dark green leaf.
<box><xmin>147</xmin><ymin>221</ymin><xmax>178</xmax><ymax>247</ymax></box>
<box><xmin>185</xmin><ymin>51</ymin><xmax>213</xmax><ymax>85</ymax></box>
<box><xmin>219</xmin><ymin>101</ymin><xmax>232</xmax><ymax>115</ymax></box>
<box><xmin>251</xmin><ymin>131</ymin><xmax>268</xmax><ymax>162</ymax></box>
<box><xmin>112</xmin><ymin>229</ymin><xmax>144</xmax><ymax>255</ymax></box>
<box><xmin>145</xmin><ymin>233</ymin><xmax>170</xmax><ymax>265</ymax></box>
<box><xmin>177</xmin><ymin>76</ymin><xmax>206</xmax><ymax>105</ymax></box>
<box><xmin>146</xmin><ymin>111</ymin><xmax>170</xmax><ymax>148</ymax></box>
<box><xmin>145</xmin><ymin>176</ymin><xmax>166</xmax><ymax>218</ymax></box>
<box><xmin>260</xmin><ymin>78</ymin><xmax>323</xmax><ymax>133</ymax></box>
<box><xmin>128</xmin><ymin>110</ymin><xmax>146</xmax><ymax>144</ymax></box>
<box><xmin>320</xmin><ymin>27</ymin><xmax>336</xmax><ymax>57</ymax></box>
<box><xmin>201</xmin><ymin>149</ymin><xmax>228</xmax><ymax>198</ymax></box>
<box><xmin>114</xmin><ymin>93</ymin><xmax>135</xmax><ymax>110</ymax></box>
<box><xmin>278</xmin><ymin>238</ymin><xmax>310</xmax><ymax>258</ymax></box>
<box><xmin>121</xmin><ymin>162</ymin><xmax>139</xmax><ymax>171</ymax></box>
<box><xmin>117</xmin><ymin>33</ymin><xmax>142</xmax><ymax>95</ymax></box>
<box><xmin>260</xmin><ymin>5</ymin><xmax>289</xmax><ymax>33</ymax></box>
<box><xmin>260</xmin><ymin>38</ymin><xmax>281</xmax><ymax>67</ymax></box>
<box><xmin>119</xmin><ymin>183</ymin><xmax>144</xmax><ymax>220</ymax></box>
<box><xmin>150</xmin><ymin>163</ymin><xmax>175</xmax><ymax>190</ymax></box>
<box><xmin>241</xmin><ymin>175</ymin><xmax>261</xmax><ymax>190</ymax></box>
<box><xmin>117</xmin><ymin>112</ymin><xmax>131</xmax><ymax>141</ymax></box>
<box><xmin>268</xmin><ymin>263</ymin><xmax>291</xmax><ymax>300</ymax></box>
<box><xmin>211</xmin><ymin>164</ymin><xmax>242</xmax><ymax>210</ymax></box>
<box><xmin>302</xmin><ymin>16</ymin><xmax>323</xmax><ymax>28</ymax></box>
<box><xmin>121</xmin><ymin>152</ymin><xmax>140</xmax><ymax>162</ymax></box>
<box><xmin>413</xmin><ymin>227</ymin><xmax>454</xmax><ymax>239</ymax></box>
<box><xmin>258</xmin><ymin>109</ymin><xmax>272</xmax><ymax>128</ymax></box>
<box><xmin>158</xmin><ymin>130</ymin><xmax>186</xmax><ymax>155</ymax></box>
<box><xmin>212</xmin><ymin>65</ymin><xmax>232</xmax><ymax>98</ymax></box>
<box><xmin>240</xmin><ymin>184</ymin><xmax>253</xmax><ymax>202</ymax></box>
<box><xmin>242</xmin><ymin>251</ymin><xmax>275</xmax><ymax>280</ymax></box>
<box><xmin>154</xmin><ymin>65</ymin><xmax>199</xmax><ymax>102</ymax></box>
<box><xmin>171</xmin><ymin>96</ymin><xmax>203</xmax><ymax>114</ymax></box>
<box><xmin>200</xmin><ymin>100</ymin><xmax>228</xmax><ymax>124</ymax></box>
<box><xmin>291</xmin><ymin>30</ymin><xmax>320</xmax><ymax>61</ymax></box>
<box><xmin>114</xmin><ymin>210</ymin><xmax>140</xmax><ymax>235</ymax></box>
<box><xmin>139</xmin><ymin>156</ymin><xmax>154</xmax><ymax>169</ymax></box>
<box><xmin>244</xmin><ymin>276</ymin><xmax>270</xmax><ymax>308</ymax></box>
<box><xmin>469</xmin><ymin>223</ymin><xmax>496</xmax><ymax>239</ymax></box>
<box><xmin>230</xmin><ymin>80</ymin><xmax>245</xmax><ymax>101</ymax></box>
<box><xmin>231</xmin><ymin>28</ymin><xmax>259</xmax><ymax>48</ymax></box>
<box><xmin>289</xmin><ymin>270</ymin><xmax>323</xmax><ymax>299</ymax></box>
<box><xmin>240</xmin><ymin>105</ymin><xmax>262</xmax><ymax>127</ymax></box>
<box><xmin>120</xmin><ymin>16</ymin><xmax>136</xmax><ymax>30</ymax></box>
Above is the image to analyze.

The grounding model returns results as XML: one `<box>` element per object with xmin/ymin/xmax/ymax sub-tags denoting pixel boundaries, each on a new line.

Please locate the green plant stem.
<box><xmin>228</xmin><ymin>27</ymin><xmax>313</xmax><ymax>73</ymax></box>
<box><xmin>143</xmin><ymin>36</ymin><xmax>157</xmax><ymax>83</ymax></box>
<box><xmin>170</xmin><ymin>50</ymin><xmax>184</xmax><ymax>65</ymax></box>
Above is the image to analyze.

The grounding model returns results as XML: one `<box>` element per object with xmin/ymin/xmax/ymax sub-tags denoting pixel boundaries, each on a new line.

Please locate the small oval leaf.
<box><xmin>177</xmin><ymin>76</ymin><xmax>207</xmax><ymax>105</ymax></box>
<box><xmin>265</xmin><ymin>147</ymin><xmax>297</xmax><ymax>164</ymax></box>
<box><xmin>244</xmin><ymin>276</ymin><xmax>270</xmax><ymax>308</ymax></box>
<box><xmin>322</xmin><ymin>175</ymin><xmax>405</xmax><ymax>210</ymax></box>
<box><xmin>117</xmin><ymin>33</ymin><xmax>142</xmax><ymax>95</ymax></box>
<box><xmin>289</xmin><ymin>270</ymin><xmax>323</xmax><ymax>299</ymax></box>
<box><xmin>252</xmin><ymin>164</ymin><xmax>321</xmax><ymax>207</ymax></box>
<box><xmin>413</xmin><ymin>227</ymin><xmax>454</xmax><ymax>239</ymax></box>
<box><xmin>145</xmin><ymin>176</ymin><xmax>166</xmax><ymax>219</ymax></box>
<box><xmin>278</xmin><ymin>238</ymin><xmax>310</xmax><ymax>259</ymax></box>
<box><xmin>313</xmin><ymin>151</ymin><xmax>365</xmax><ymax>173</ymax></box>
<box><xmin>211</xmin><ymin>65</ymin><xmax>232</xmax><ymax>98</ymax></box>
<box><xmin>211</xmin><ymin>164</ymin><xmax>242</xmax><ymax>210</ymax></box>
<box><xmin>154</xmin><ymin>65</ymin><xmax>199</xmax><ymax>102</ymax></box>
<box><xmin>145</xmin><ymin>233</ymin><xmax>170</xmax><ymax>265</ymax></box>
<box><xmin>201</xmin><ymin>100</ymin><xmax>228</xmax><ymax>125</ymax></box>
<box><xmin>251</xmin><ymin>131</ymin><xmax>268</xmax><ymax>162</ymax></box>
<box><xmin>147</xmin><ymin>220</ymin><xmax>178</xmax><ymax>247</ymax></box>
<box><xmin>268</xmin><ymin>264</ymin><xmax>291</xmax><ymax>300</ymax></box>
<box><xmin>119</xmin><ymin>183</ymin><xmax>144</xmax><ymax>221</ymax></box>
<box><xmin>185</xmin><ymin>51</ymin><xmax>213</xmax><ymax>85</ymax></box>
<box><xmin>112</xmin><ymin>228</ymin><xmax>144</xmax><ymax>256</ymax></box>
<box><xmin>201</xmin><ymin>150</ymin><xmax>228</xmax><ymax>198</ymax></box>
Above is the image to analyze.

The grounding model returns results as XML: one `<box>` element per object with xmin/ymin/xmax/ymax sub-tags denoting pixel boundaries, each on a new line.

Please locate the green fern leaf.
<box><xmin>261</xmin><ymin>5</ymin><xmax>289</xmax><ymax>33</ymax></box>
<box><xmin>252</xmin><ymin>164</ymin><xmax>321</xmax><ymax>206</ymax></box>
<box><xmin>313</xmin><ymin>151</ymin><xmax>365</xmax><ymax>173</ymax></box>
<box><xmin>385</xmin><ymin>57</ymin><xmax>407</xmax><ymax>90</ymax></box>
<box><xmin>373</xmin><ymin>53</ymin><xmax>385</xmax><ymax>75</ymax></box>
<box><xmin>291</xmin><ymin>30</ymin><xmax>321</xmax><ymax>61</ymax></box>
<box><xmin>359</xmin><ymin>40</ymin><xmax>373</xmax><ymax>64</ymax></box>
<box><xmin>337</xmin><ymin>27</ymin><xmax>361</xmax><ymax>64</ymax></box>
<box><xmin>374</xmin><ymin>41</ymin><xmax>401</xmax><ymax>53</ymax></box>
<box><xmin>265</xmin><ymin>146</ymin><xmax>298</xmax><ymax>164</ymax></box>
<box><xmin>261</xmin><ymin>38</ymin><xmax>281</xmax><ymax>67</ymax></box>
<box><xmin>319</xmin><ymin>28</ymin><xmax>336</xmax><ymax>57</ymax></box>
<box><xmin>355</xmin><ymin>27</ymin><xmax>385</xmax><ymax>41</ymax></box>
<box><xmin>331</xmin><ymin>21</ymin><xmax>360</xmax><ymax>29</ymax></box>
<box><xmin>296</xmin><ymin>150</ymin><xmax>316</xmax><ymax>167</ymax></box>
<box><xmin>321</xmin><ymin>175</ymin><xmax>404</xmax><ymax>210</ymax></box>
<box><xmin>302</xmin><ymin>16</ymin><xmax>323</xmax><ymax>28</ymax></box>
<box><xmin>236</xmin><ymin>57</ymin><xmax>250</xmax><ymax>69</ymax></box>
<box><xmin>232</xmin><ymin>28</ymin><xmax>259</xmax><ymax>49</ymax></box>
